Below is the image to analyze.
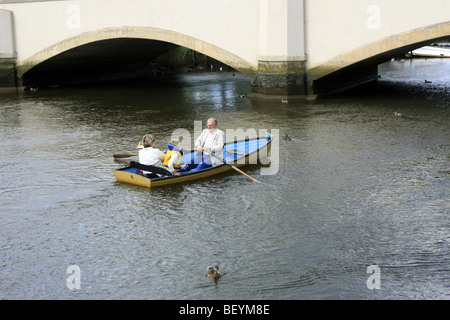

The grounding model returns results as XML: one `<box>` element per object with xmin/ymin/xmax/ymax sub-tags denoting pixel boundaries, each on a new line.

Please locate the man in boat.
<box><xmin>138</xmin><ymin>134</ymin><xmax>165</xmax><ymax>178</ymax></box>
<box><xmin>188</xmin><ymin>118</ymin><xmax>225</xmax><ymax>172</ymax></box>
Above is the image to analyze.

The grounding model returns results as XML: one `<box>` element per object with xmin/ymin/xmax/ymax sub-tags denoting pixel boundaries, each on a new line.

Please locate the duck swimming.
<box><xmin>206</xmin><ymin>266</ymin><xmax>221</xmax><ymax>279</ymax></box>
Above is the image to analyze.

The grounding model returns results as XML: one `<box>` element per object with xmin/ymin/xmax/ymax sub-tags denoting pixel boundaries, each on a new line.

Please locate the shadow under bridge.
<box><xmin>22</xmin><ymin>38</ymin><xmax>178</xmax><ymax>87</ymax></box>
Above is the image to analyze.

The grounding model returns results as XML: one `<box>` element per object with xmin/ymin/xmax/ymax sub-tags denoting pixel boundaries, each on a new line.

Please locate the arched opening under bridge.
<box><xmin>19</xmin><ymin>27</ymin><xmax>257</xmax><ymax>88</ymax></box>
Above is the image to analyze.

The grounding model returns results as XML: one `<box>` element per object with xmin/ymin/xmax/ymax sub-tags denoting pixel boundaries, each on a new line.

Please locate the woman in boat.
<box><xmin>163</xmin><ymin>140</ymin><xmax>187</xmax><ymax>176</ymax></box>
<box><xmin>138</xmin><ymin>134</ymin><xmax>165</xmax><ymax>178</ymax></box>
<box><xmin>189</xmin><ymin>118</ymin><xmax>225</xmax><ymax>172</ymax></box>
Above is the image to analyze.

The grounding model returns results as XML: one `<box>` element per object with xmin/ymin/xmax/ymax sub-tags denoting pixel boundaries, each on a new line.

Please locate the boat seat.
<box><xmin>129</xmin><ymin>161</ymin><xmax>173</xmax><ymax>177</ymax></box>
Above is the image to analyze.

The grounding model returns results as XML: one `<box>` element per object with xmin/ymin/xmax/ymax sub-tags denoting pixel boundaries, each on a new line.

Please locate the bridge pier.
<box><xmin>0</xmin><ymin>58</ymin><xmax>17</xmax><ymax>89</ymax></box>
<box><xmin>248</xmin><ymin>0</ymin><xmax>307</xmax><ymax>99</ymax></box>
<box><xmin>0</xmin><ymin>10</ymin><xmax>17</xmax><ymax>89</ymax></box>
<box><xmin>249</xmin><ymin>60</ymin><xmax>306</xmax><ymax>99</ymax></box>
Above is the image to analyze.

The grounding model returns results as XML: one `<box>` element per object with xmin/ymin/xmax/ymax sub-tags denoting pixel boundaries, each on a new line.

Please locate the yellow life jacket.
<box><xmin>163</xmin><ymin>150</ymin><xmax>183</xmax><ymax>172</ymax></box>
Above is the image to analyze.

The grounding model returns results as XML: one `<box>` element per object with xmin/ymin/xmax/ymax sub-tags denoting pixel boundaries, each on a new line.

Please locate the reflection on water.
<box><xmin>0</xmin><ymin>61</ymin><xmax>449</xmax><ymax>299</ymax></box>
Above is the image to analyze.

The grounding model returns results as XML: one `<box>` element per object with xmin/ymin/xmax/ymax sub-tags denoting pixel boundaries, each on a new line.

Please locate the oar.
<box><xmin>209</xmin><ymin>152</ymin><xmax>261</xmax><ymax>183</ymax></box>
<box><xmin>113</xmin><ymin>153</ymin><xmax>139</xmax><ymax>158</ymax></box>
<box><xmin>225</xmin><ymin>149</ymin><xmax>248</xmax><ymax>156</ymax></box>
<box><xmin>227</xmin><ymin>162</ymin><xmax>261</xmax><ymax>183</ymax></box>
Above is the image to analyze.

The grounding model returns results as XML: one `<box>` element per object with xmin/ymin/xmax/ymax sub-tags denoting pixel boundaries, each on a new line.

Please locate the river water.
<box><xmin>0</xmin><ymin>59</ymin><xmax>449</xmax><ymax>300</ymax></box>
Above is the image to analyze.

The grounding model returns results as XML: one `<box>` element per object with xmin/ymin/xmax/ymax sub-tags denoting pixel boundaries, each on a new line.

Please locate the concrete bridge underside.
<box><xmin>308</xmin><ymin>22</ymin><xmax>450</xmax><ymax>96</ymax></box>
<box><xmin>22</xmin><ymin>38</ymin><xmax>176</xmax><ymax>87</ymax></box>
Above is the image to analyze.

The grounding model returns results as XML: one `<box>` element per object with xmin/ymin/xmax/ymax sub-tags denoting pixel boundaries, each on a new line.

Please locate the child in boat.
<box><xmin>138</xmin><ymin>134</ymin><xmax>165</xmax><ymax>178</ymax></box>
<box><xmin>163</xmin><ymin>140</ymin><xmax>188</xmax><ymax>176</ymax></box>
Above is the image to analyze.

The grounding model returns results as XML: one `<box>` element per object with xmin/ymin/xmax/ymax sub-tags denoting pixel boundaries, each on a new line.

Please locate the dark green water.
<box><xmin>0</xmin><ymin>59</ymin><xmax>448</xmax><ymax>299</ymax></box>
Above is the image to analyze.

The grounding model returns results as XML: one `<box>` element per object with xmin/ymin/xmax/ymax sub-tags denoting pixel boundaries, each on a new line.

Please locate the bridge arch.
<box><xmin>308</xmin><ymin>22</ymin><xmax>450</xmax><ymax>95</ymax></box>
<box><xmin>18</xmin><ymin>26</ymin><xmax>257</xmax><ymax>87</ymax></box>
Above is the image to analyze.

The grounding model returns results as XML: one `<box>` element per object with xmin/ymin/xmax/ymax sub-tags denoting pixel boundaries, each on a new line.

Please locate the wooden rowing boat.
<box><xmin>113</xmin><ymin>133</ymin><xmax>272</xmax><ymax>188</ymax></box>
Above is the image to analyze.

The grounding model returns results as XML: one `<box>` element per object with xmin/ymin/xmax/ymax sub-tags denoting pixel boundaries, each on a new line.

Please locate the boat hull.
<box><xmin>113</xmin><ymin>134</ymin><xmax>272</xmax><ymax>188</ymax></box>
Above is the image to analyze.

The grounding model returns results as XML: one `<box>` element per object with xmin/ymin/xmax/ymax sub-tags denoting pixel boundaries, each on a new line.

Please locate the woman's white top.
<box><xmin>139</xmin><ymin>147</ymin><xmax>165</xmax><ymax>174</ymax></box>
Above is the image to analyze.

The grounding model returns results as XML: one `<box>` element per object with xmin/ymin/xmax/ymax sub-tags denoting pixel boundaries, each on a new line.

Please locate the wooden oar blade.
<box><xmin>113</xmin><ymin>153</ymin><xmax>139</xmax><ymax>158</ymax></box>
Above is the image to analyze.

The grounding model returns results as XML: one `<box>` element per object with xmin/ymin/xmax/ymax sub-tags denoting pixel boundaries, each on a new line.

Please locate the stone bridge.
<box><xmin>1</xmin><ymin>0</ymin><xmax>449</xmax><ymax>97</ymax></box>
